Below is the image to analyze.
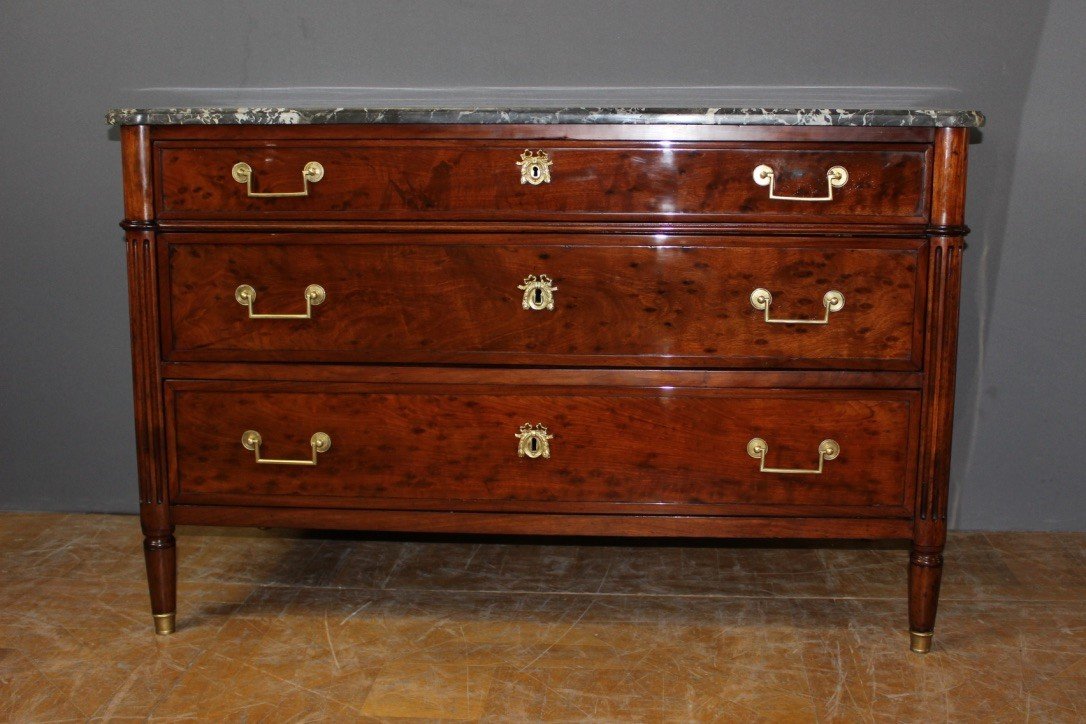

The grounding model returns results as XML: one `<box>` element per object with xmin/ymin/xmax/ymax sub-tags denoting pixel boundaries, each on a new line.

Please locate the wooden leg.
<box><xmin>125</xmin><ymin>132</ymin><xmax>176</xmax><ymax>636</ymax></box>
<box><xmin>143</xmin><ymin>532</ymin><xmax>176</xmax><ymax>635</ymax></box>
<box><xmin>910</xmin><ymin>132</ymin><xmax>969</xmax><ymax>654</ymax></box>
<box><xmin>908</xmin><ymin>546</ymin><xmax>944</xmax><ymax>653</ymax></box>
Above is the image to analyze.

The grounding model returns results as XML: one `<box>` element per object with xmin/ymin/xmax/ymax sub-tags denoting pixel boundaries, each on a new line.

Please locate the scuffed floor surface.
<box><xmin>0</xmin><ymin>513</ymin><xmax>1083</xmax><ymax>722</ymax></box>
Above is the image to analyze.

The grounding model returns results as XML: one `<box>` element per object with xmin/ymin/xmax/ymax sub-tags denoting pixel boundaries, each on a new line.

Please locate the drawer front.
<box><xmin>168</xmin><ymin>383</ymin><xmax>919</xmax><ymax>516</ymax></box>
<box><xmin>163</xmin><ymin>234</ymin><xmax>925</xmax><ymax>369</ymax></box>
<box><xmin>156</xmin><ymin>141</ymin><xmax>930</xmax><ymax>223</ymax></box>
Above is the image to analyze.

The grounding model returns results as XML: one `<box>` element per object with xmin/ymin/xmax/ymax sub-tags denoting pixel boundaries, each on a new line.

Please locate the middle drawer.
<box><xmin>162</xmin><ymin>233</ymin><xmax>926</xmax><ymax>369</ymax></box>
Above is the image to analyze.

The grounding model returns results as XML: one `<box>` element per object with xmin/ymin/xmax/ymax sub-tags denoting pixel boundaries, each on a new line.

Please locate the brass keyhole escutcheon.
<box><xmin>518</xmin><ymin>275</ymin><xmax>558</xmax><ymax>311</ymax></box>
<box><xmin>516</xmin><ymin>149</ymin><xmax>552</xmax><ymax>185</ymax></box>
<box><xmin>516</xmin><ymin>423</ymin><xmax>553</xmax><ymax>459</ymax></box>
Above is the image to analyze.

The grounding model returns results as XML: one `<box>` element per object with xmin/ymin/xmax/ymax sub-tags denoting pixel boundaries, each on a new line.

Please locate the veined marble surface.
<box><xmin>105</xmin><ymin>106</ymin><xmax>984</xmax><ymax>127</ymax></box>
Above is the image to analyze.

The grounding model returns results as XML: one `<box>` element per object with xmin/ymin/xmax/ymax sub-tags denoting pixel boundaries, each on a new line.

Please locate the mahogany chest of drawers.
<box><xmin>109</xmin><ymin>106</ymin><xmax>981</xmax><ymax>652</ymax></box>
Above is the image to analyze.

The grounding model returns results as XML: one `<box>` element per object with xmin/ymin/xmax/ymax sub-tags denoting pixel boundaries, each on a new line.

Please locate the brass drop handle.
<box><xmin>518</xmin><ymin>275</ymin><xmax>558</xmax><ymax>311</ymax></box>
<box><xmin>231</xmin><ymin>161</ymin><xmax>324</xmax><ymax>197</ymax></box>
<box><xmin>242</xmin><ymin>430</ymin><xmax>331</xmax><ymax>466</ymax></box>
<box><xmin>746</xmin><ymin>437</ymin><xmax>840</xmax><ymax>474</ymax></box>
<box><xmin>516</xmin><ymin>150</ymin><xmax>552</xmax><ymax>185</ymax></box>
<box><xmin>235</xmin><ymin>284</ymin><xmax>326</xmax><ymax>319</ymax></box>
<box><xmin>516</xmin><ymin>423</ymin><xmax>553</xmax><ymax>459</ymax></box>
<box><xmin>753</xmin><ymin>164</ymin><xmax>848</xmax><ymax>201</ymax></box>
<box><xmin>750</xmin><ymin>288</ymin><xmax>844</xmax><ymax>324</ymax></box>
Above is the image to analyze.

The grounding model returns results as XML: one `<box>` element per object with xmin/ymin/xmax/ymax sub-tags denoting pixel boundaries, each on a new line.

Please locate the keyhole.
<box><xmin>530</xmin><ymin>164</ymin><xmax>541</xmax><ymax>180</ymax></box>
<box><xmin>529</xmin><ymin>437</ymin><xmax>539</xmax><ymax>454</ymax></box>
<box><xmin>533</xmin><ymin>288</ymin><xmax>543</xmax><ymax>306</ymax></box>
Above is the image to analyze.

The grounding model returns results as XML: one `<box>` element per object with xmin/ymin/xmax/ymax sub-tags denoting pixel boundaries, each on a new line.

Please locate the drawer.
<box><xmin>167</xmin><ymin>382</ymin><xmax>920</xmax><ymax>516</ymax></box>
<box><xmin>156</xmin><ymin>140</ymin><xmax>930</xmax><ymax>223</ymax></box>
<box><xmin>162</xmin><ymin>234</ymin><xmax>926</xmax><ymax>370</ymax></box>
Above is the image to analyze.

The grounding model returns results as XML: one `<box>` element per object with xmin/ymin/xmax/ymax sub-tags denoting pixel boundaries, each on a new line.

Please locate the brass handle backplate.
<box><xmin>518</xmin><ymin>275</ymin><xmax>558</xmax><ymax>311</ymax></box>
<box><xmin>753</xmin><ymin>164</ymin><xmax>848</xmax><ymax>201</ymax></box>
<box><xmin>516</xmin><ymin>150</ymin><xmax>552</xmax><ymax>185</ymax></box>
<box><xmin>750</xmin><ymin>288</ymin><xmax>844</xmax><ymax>325</ymax></box>
<box><xmin>516</xmin><ymin>423</ymin><xmax>553</xmax><ymax>459</ymax></box>
<box><xmin>746</xmin><ymin>437</ymin><xmax>840</xmax><ymax>475</ymax></box>
<box><xmin>231</xmin><ymin>161</ymin><xmax>324</xmax><ymax>197</ymax></box>
<box><xmin>235</xmin><ymin>284</ymin><xmax>326</xmax><ymax>319</ymax></box>
<box><xmin>242</xmin><ymin>430</ymin><xmax>331</xmax><ymax>466</ymax></box>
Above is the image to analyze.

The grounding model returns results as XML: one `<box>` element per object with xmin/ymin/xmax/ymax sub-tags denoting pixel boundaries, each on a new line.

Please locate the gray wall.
<box><xmin>0</xmin><ymin>1</ymin><xmax>1081</xmax><ymax>529</ymax></box>
<box><xmin>952</xmin><ymin>0</ymin><xmax>1086</xmax><ymax>530</ymax></box>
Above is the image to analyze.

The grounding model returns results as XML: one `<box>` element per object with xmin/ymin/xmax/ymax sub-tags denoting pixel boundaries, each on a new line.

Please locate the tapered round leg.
<box><xmin>908</xmin><ymin>547</ymin><xmax>944</xmax><ymax>654</ymax></box>
<box><xmin>144</xmin><ymin>533</ymin><xmax>177</xmax><ymax>635</ymax></box>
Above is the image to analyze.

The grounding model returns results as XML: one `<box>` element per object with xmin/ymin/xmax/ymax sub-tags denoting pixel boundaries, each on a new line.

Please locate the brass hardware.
<box><xmin>231</xmin><ymin>160</ymin><xmax>324</xmax><ymax>197</ymax></box>
<box><xmin>910</xmin><ymin>631</ymin><xmax>934</xmax><ymax>654</ymax></box>
<box><xmin>235</xmin><ymin>284</ymin><xmax>326</xmax><ymax>319</ymax></box>
<box><xmin>515</xmin><ymin>423</ymin><xmax>553</xmax><ymax>459</ymax></box>
<box><xmin>749</xmin><ymin>288</ymin><xmax>844</xmax><ymax>324</ymax></box>
<box><xmin>517</xmin><ymin>275</ymin><xmax>558</xmax><ymax>311</ymax></box>
<box><xmin>242</xmin><ymin>430</ymin><xmax>331</xmax><ymax>466</ymax></box>
<box><xmin>746</xmin><ymin>437</ymin><xmax>840</xmax><ymax>474</ymax></box>
<box><xmin>153</xmin><ymin>612</ymin><xmax>176</xmax><ymax>635</ymax></box>
<box><xmin>752</xmin><ymin>164</ymin><xmax>848</xmax><ymax>201</ymax></box>
<box><xmin>516</xmin><ymin>150</ymin><xmax>552</xmax><ymax>185</ymax></box>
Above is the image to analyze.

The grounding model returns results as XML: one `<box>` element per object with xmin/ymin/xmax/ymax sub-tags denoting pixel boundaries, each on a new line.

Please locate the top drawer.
<box><xmin>155</xmin><ymin>140</ymin><xmax>931</xmax><ymax>223</ymax></box>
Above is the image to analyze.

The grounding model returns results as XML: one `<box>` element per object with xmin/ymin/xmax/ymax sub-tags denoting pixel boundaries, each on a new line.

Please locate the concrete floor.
<box><xmin>0</xmin><ymin>512</ymin><xmax>1083</xmax><ymax>721</ymax></box>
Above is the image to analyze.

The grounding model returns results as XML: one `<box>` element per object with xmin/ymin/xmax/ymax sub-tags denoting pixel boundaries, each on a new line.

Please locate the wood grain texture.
<box><xmin>115</xmin><ymin>121</ymin><xmax>973</xmax><ymax>647</ymax></box>
<box><xmin>154</xmin><ymin>219</ymin><xmax>935</xmax><ymax>237</ymax></box>
<box><xmin>166</xmin><ymin>382</ymin><xmax>919</xmax><ymax>516</ymax></box>
<box><xmin>909</xmin><ymin>127</ymin><xmax>970</xmax><ymax>641</ymax></box>
<box><xmin>161</xmin><ymin>233</ymin><xmax>926</xmax><ymax>369</ymax></box>
<box><xmin>121</xmin><ymin>126</ymin><xmax>154</xmax><ymax>221</ymax></box>
<box><xmin>170</xmin><ymin>506</ymin><xmax>914</xmax><ymax>539</ymax></box>
<box><xmin>155</xmin><ymin>140</ymin><xmax>930</xmax><ymax>223</ymax></box>
<box><xmin>159</xmin><ymin>362</ymin><xmax>924</xmax><ymax>389</ymax></box>
<box><xmin>121</xmin><ymin>125</ymin><xmax>176</xmax><ymax>624</ymax></box>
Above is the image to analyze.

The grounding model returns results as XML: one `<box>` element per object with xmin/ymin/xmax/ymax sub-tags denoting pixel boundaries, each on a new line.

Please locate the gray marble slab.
<box><xmin>105</xmin><ymin>107</ymin><xmax>984</xmax><ymax>127</ymax></box>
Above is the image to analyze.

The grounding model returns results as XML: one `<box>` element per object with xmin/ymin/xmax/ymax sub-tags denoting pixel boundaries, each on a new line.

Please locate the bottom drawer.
<box><xmin>167</xmin><ymin>382</ymin><xmax>919</xmax><ymax>517</ymax></box>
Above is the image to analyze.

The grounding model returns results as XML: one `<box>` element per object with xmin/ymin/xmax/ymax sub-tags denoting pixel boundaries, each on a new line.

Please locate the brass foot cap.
<box><xmin>153</xmin><ymin>612</ymin><xmax>176</xmax><ymax>635</ymax></box>
<box><xmin>910</xmin><ymin>630</ymin><xmax>933</xmax><ymax>654</ymax></box>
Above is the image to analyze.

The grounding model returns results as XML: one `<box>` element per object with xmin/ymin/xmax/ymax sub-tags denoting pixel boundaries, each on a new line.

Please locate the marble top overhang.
<box><xmin>105</xmin><ymin>107</ymin><xmax>984</xmax><ymax>128</ymax></box>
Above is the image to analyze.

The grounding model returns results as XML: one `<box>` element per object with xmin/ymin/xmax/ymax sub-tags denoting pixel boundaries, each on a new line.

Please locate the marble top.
<box><xmin>105</xmin><ymin>107</ymin><xmax>984</xmax><ymax>127</ymax></box>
